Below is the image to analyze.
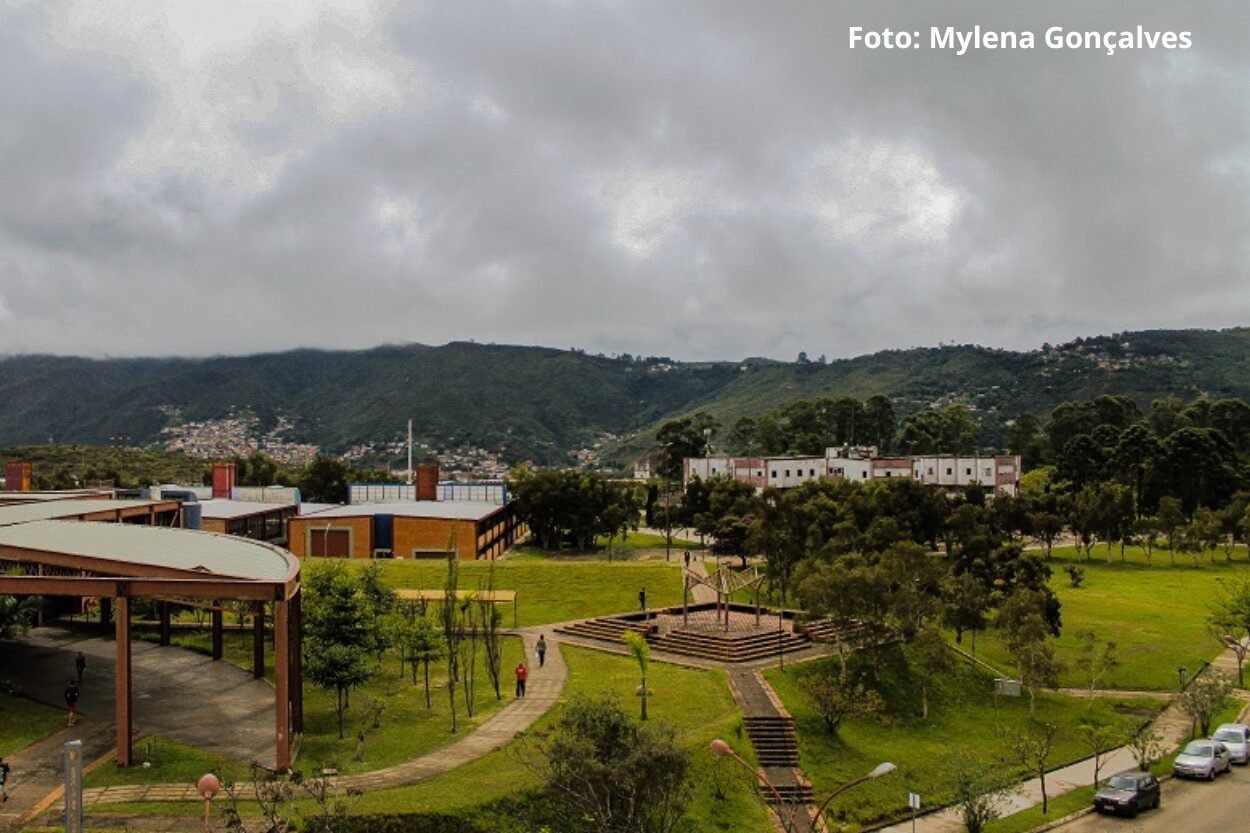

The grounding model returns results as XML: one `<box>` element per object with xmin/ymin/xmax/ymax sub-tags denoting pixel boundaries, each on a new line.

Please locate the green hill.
<box><xmin>3</xmin><ymin>329</ymin><xmax>1250</xmax><ymax>467</ymax></box>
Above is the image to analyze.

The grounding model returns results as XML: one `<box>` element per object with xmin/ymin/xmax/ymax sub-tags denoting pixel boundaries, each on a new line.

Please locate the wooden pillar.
<box><xmin>292</xmin><ymin>590</ymin><xmax>304</xmax><ymax>734</ymax></box>
<box><xmin>211</xmin><ymin>606</ymin><xmax>223</xmax><ymax>661</ymax></box>
<box><xmin>274</xmin><ymin>599</ymin><xmax>291</xmax><ymax>771</ymax></box>
<box><xmin>253</xmin><ymin>602</ymin><xmax>266</xmax><ymax>679</ymax></box>
<box><xmin>159</xmin><ymin>602</ymin><xmax>171</xmax><ymax>646</ymax></box>
<box><xmin>115</xmin><ymin>596</ymin><xmax>133</xmax><ymax>767</ymax></box>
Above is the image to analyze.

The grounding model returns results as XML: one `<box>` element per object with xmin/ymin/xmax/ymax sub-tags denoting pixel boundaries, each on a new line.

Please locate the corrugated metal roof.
<box><xmin>297</xmin><ymin>501</ymin><xmax>504</xmax><ymax>521</ymax></box>
<box><xmin>0</xmin><ymin>499</ymin><xmax>167</xmax><ymax>527</ymax></box>
<box><xmin>298</xmin><ymin>503</ymin><xmax>340</xmax><ymax>516</ymax></box>
<box><xmin>200</xmin><ymin>499</ymin><xmax>294</xmax><ymax>520</ymax></box>
<box><xmin>0</xmin><ymin>520</ymin><xmax>293</xmax><ymax>581</ymax></box>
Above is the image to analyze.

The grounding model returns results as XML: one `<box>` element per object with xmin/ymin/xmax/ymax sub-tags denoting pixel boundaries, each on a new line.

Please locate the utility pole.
<box><xmin>407</xmin><ymin>419</ymin><xmax>414</xmax><ymax>484</ymax></box>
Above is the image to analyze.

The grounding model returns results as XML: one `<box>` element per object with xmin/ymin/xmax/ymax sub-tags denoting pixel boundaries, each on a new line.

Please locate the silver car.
<box><xmin>1173</xmin><ymin>740</ymin><xmax>1233</xmax><ymax>780</ymax></box>
<box><xmin>1213</xmin><ymin>724</ymin><xmax>1250</xmax><ymax>765</ymax></box>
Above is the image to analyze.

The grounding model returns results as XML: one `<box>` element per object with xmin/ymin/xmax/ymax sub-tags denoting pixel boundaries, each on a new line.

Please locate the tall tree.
<box><xmin>303</xmin><ymin>566</ymin><xmax>376</xmax><ymax>738</ymax></box>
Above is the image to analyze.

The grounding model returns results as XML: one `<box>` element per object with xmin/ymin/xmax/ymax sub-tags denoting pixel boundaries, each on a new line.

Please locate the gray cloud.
<box><xmin>1</xmin><ymin>0</ymin><xmax>1249</xmax><ymax>361</ymax></box>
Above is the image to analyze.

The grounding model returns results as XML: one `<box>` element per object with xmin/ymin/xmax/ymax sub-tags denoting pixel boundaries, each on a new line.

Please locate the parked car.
<box><xmin>1093</xmin><ymin>770</ymin><xmax>1161</xmax><ymax>817</ymax></box>
<box><xmin>1173</xmin><ymin>740</ymin><xmax>1233</xmax><ymax>780</ymax></box>
<box><xmin>1213</xmin><ymin>724</ymin><xmax>1250</xmax><ymax>764</ymax></box>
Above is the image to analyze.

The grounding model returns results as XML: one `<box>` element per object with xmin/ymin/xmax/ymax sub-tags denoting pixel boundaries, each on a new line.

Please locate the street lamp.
<box><xmin>810</xmin><ymin>761</ymin><xmax>897</xmax><ymax>830</ymax></box>
<box><xmin>197</xmin><ymin>772</ymin><xmax>221</xmax><ymax>833</ymax></box>
<box><xmin>711</xmin><ymin>738</ymin><xmax>895</xmax><ymax>832</ymax></box>
<box><xmin>710</xmin><ymin>739</ymin><xmax>792</xmax><ymax>825</ymax></box>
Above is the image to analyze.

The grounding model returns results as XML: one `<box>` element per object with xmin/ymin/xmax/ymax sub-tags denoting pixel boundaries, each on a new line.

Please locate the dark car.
<box><xmin>1093</xmin><ymin>770</ymin><xmax>1161</xmax><ymax>817</ymax></box>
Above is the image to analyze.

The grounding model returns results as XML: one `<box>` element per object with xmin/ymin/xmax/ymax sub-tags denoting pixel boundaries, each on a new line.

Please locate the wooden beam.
<box><xmin>115</xmin><ymin>597</ymin><xmax>132</xmax><ymax>767</ymax></box>
<box><xmin>291</xmin><ymin>589</ymin><xmax>303</xmax><ymax>734</ymax></box>
<box><xmin>159</xmin><ymin>601</ymin><xmax>171</xmax><ymax>646</ymax></box>
<box><xmin>274</xmin><ymin>599</ymin><xmax>290</xmax><ymax>771</ymax></box>
<box><xmin>253</xmin><ymin>602</ymin><xmax>265</xmax><ymax>679</ymax></box>
<box><xmin>211</xmin><ymin>606</ymin><xmax>223</xmax><ymax>661</ymax></box>
<box><xmin>0</xmin><ymin>576</ymin><xmax>287</xmax><ymax>601</ymax></box>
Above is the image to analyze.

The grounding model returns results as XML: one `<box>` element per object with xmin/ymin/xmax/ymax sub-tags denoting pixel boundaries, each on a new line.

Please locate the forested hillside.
<box><xmin>2</xmin><ymin>329</ymin><xmax>1250</xmax><ymax>467</ymax></box>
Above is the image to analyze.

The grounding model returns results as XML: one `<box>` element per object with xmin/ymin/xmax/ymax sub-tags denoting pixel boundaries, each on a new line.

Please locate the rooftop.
<box><xmin>0</xmin><ymin>499</ymin><xmax>170</xmax><ymax>527</ymax></box>
<box><xmin>199</xmin><ymin>499</ymin><xmax>296</xmax><ymax>520</ymax></box>
<box><xmin>299</xmin><ymin>501</ymin><xmax>506</xmax><ymax>522</ymax></box>
<box><xmin>0</xmin><ymin>519</ymin><xmax>296</xmax><ymax>582</ymax></box>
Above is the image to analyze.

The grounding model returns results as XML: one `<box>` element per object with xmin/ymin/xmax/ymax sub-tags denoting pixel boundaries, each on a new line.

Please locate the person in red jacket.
<box><xmin>515</xmin><ymin>662</ymin><xmax>528</xmax><ymax>698</ymax></box>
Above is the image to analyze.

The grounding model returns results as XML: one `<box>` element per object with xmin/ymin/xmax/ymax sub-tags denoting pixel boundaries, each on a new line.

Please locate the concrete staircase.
<box><xmin>554</xmin><ymin>616</ymin><xmax>652</xmax><ymax>644</ymax></box>
<box><xmin>649</xmin><ymin>627</ymin><xmax>811</xmax><ymax>663</ymax></box>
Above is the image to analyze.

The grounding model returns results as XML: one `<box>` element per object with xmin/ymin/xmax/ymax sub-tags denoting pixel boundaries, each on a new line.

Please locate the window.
<box><xmin>886</xmin><ymin>471</ymin><xmax>893</xmax><ymax>477</ymax></box>
<box><xmin>784</xmin><ymin>469</ymin><xmax>791</xmax><ymax>477</ymax></box>
<box><xmin>810</xmin><ymin>468</ymin><xmax>816</xmax><ymax>476</ymax></box>
<box><xmin>927</xmin><ymin>467</ymin><xmax>934</xmax><ymax>475</ymax></box>
<box><xmin>862</xmin><ymin>471</ymin><xmax>868</xmax><ymax>479</ymax></box>
<box><xmin>984</xmin><ymin>467</ymin><xmax>992</xmax><ymax>477</ymax></box>
<box><xmin>771</xmin><ymin>470</ymin><xmax>777</xmax><ymax>478</ymax></box>
<box><xmin>965</xmin><ymin>468</ymin><xmax>972</xmax><ymax>476</ymax></box>
<box><xmin>946</xmin><ymin>468</ymin><xmax>952</xmax><ymax>476</ymax></box>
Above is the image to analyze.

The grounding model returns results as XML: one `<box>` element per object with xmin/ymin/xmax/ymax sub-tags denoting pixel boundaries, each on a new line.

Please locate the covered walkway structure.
<box><xmin>0</xmin><ymin>517</ymin><xmax>303</xmax><ymax>770</ymax></box>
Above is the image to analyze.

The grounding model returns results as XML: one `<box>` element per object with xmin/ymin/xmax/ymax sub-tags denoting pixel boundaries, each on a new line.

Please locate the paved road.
<box><xmin>1058</xmin><ymin>767</ymin><xmax>1250</xmax><ymax>832</ymax></box>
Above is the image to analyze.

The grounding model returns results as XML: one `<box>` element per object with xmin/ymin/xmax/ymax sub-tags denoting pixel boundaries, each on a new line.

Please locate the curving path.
<box><xmin>74</xmin><ymin>629</ymin><xmax>567</xmax><ymax>806</ymax></box>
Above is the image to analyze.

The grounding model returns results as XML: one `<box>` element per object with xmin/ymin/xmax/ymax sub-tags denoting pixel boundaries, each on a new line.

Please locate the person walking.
<box><xmin>515</xmin><ymin>662</ymin><xmax>528</xmax><ymax>698</ymax></box>
<box><xmin>64</xmin><ymin>679</ymin><xmax>80</xmax><ymax>727</ymax></box>
<box><xmin>536</xmin><ymin>634</ymin><xmax>547</xmax><ymax>669</ymax></box>
<box><xmin>0</xmin><ymin>755</ymin><xmax>10</xmax><ymax>804</ymax></box>
<box><xmin>75</xmin><ymin>652</ymin><xmax>87</xmax><ymax>685</ymax></box>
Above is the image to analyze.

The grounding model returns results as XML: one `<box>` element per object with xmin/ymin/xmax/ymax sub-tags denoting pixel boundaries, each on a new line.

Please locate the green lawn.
<box><xmin>968</xmin><ymin>545</ymin><xmax>1246</xmax><ymax>691</ymax></box>
<box><xmin>0</xmin><ymin>695</ymin><xmax>65</xmax><ymax>756</ymax></box>
<box><xmin>80</xmin><ymin>644</ymin><xmax>771</xmax><ymax>833</ymax></box>
<box><xmin>504</xmin><ymin>531</ymin><xmax>702</xmax><ymax>562</ymax></box>
<box><xmin>310</xmin><ymin>557</ymin><xmax>685</xmax><ymax>626</ymax></box>
<box><xmin>85</xmin><ymin>736</ymin><xmax>252</xmax><ymax>788</ymax></box>
<box><xmin>765</xmin><ymin>651</ymin><xmax>1166</xmax><ymax>831</ymax></box>
<box><xmin>117</xmin><ymin>631</ymin><xmax>523</xmax><ymax>779</ymax></box>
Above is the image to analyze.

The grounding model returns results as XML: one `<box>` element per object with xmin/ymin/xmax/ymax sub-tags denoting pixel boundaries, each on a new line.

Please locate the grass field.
<box><xmin>308</xmin><ymin>557</ymin><xmax>685</xmax><ymax>626</ymax></box>
<box><xmin>968</xmin><ymin>545</ymin><xmax>1246</xmax><ymax>691</ymax></box>
<box><xmin>85</xmin><ymin>736</ymin><xmax>252</xmax><ymax>788</ymax></box>
<box><xmin>765</xmin><ymin>650</ymin><xmax>1167</xmax><ymax>830</ymax></box>
<box><xmin>0</xmin><ymin>695</ymin><xmax>65</xmax><ymax>757</ymax></box>
<box><xmin>85</xmin><ymin>644</ymin><xmax>771</xmax><ymax>832</ymax></box>
<box><xmin>120</xmin><ymin>631</ymin><xmax>524</xmax><ymax>779</ymax></box>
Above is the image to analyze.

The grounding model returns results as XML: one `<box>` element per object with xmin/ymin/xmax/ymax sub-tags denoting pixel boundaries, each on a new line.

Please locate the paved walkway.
<box><xmin>5</xmin><ymin>628</ymin><xmax>276</xmax><ymax>767</ymax></box>
<box><xmin>0</xmin><ymin>721</ymin><xmax>114</xmax><ymax>831</ymax></box>
<box><xmin>75</xmin><ymin>629</ymin><xmax>567</xmax><ymax>806</ymax></box>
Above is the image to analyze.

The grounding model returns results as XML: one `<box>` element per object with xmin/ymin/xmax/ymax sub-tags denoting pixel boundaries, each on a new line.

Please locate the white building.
<box><xmin>682</xmin><ymin>447</ymin><xmax>1022</xmax><ymax>496</ymax></box>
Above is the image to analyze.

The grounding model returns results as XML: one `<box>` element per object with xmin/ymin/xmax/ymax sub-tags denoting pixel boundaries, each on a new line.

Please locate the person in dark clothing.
<box><xmin>639</xmin><ymin>587</ymin><xmax>647</xmax><ymax>611</ymax></box>
<box><xmin>536</xmin><ymin>634</ymin><xmax>547</xmax><ymax>668</ymax></box>
<box><xmin>0</xmin><ymin>755</ymin><xmax>11</xmax><ymax>803</ymax></box>
<box><xmin>75</xmin><ymin>652</ymin><xmax>86</xmax><ymax>685</ymax></box>
<box><xmin>64</xmin><ymin>680</ymin><xmax>80</xmax><ymax>727</ymax></box>
<box><xmin>515</xmin><ymin>662</ymin><xmax>528</xmax><ymax>698</ymax></box>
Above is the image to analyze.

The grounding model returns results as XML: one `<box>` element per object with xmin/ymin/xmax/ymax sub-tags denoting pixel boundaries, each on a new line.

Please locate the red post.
<box><xmin>253</xmin><ymin>602</ymin><xmax>266</xmax><ymax>679</ymax></box>
<box><xmin>115</xmin><ymin>596</ymin><xmax>133</xmax><ymax>767</ymax></box>
<box><xmin>274</xmin><ymin>599</ymin><xmax>290</xmax><ymax>771</ymax></box>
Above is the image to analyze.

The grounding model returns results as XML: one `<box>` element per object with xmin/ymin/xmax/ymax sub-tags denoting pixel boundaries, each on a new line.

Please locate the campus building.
<box><xmin>683</xmin><ymin>447</ymin><xmax>1022</xmax><ymax>496</ymax></box>
<box><xmin>0</xmin><ymin>490</ymin><xmax>303</xmax><ymax>771</ymax></box>
<box><xmin>287</xmin><ymin>501</ymin><xmax>523</xmax><ymax>560</ymax></box>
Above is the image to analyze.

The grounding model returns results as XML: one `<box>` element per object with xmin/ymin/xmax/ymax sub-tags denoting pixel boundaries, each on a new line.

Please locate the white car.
<box><xmin>1213</xmin><ymin>724</ymin><xmax>1250</xmax><ymax>765</ymax></box>
<box><xmin>1173</xmin><ymin>740</ymin><xmax>1233</xmax><ymax>780</ymax></box>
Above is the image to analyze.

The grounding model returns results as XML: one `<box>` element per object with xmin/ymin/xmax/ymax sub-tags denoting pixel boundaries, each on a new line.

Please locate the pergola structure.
<box><xmin>683</xmin><ymin>563</ymin><xmax>768</xmax><ymax>629</ymax></box>
<box><xmin>0</xmin><ymin>519</ymin><xmax>303</xmax><ymax>770</ymax></box>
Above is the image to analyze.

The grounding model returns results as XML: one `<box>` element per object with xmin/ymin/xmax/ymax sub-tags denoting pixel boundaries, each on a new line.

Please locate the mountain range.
<box><xmin>3</xmin><ymin>328</ymin><xmax>1250</xmax><ymax>469</ymax></box>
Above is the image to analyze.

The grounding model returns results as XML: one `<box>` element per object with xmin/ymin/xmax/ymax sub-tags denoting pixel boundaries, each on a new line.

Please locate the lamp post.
<box><xmin>810</xmin><ymin>761</ymin><xmax>897</xmax><ymax>830</ymax></box>
<box><xmin>711</xmin><ymin>738</ymin><xmax>895</xmax><ymax>832</ymax></box>
<box><xmin>710</xmin><ymin>739</ymin><xmax>792</xmax><ymax>827</ymax></box>
<box><xmin>197</xmin><ymin>773</ymin><xmax>221</xmax><ymax>833</ymax></box>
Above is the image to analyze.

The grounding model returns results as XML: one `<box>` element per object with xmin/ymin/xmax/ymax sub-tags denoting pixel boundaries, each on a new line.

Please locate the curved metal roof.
<box><xmin>0</xmin><ymin>499</ymin><xmax>166</xmax><ymax>527</ymax></box>
<box><xmin>0</xmin><ymin>520</ymin><xmax>297</xmax><ymax>582</ymax></box>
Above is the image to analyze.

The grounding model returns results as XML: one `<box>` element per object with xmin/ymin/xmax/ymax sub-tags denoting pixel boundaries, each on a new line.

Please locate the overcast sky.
<box><xmin>2</xmin><ymin>1</ymin><xmax>1248</xmax><ymax>362</ymax></box>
